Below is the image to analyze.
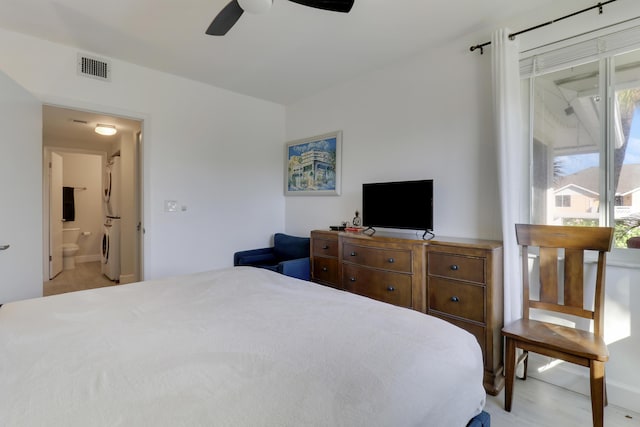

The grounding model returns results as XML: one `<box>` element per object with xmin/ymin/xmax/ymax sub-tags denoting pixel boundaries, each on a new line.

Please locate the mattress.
<box><xmin>0</xmin><ymin>267</ymin><xmax>486</xmax><ymax>426</ymax></box>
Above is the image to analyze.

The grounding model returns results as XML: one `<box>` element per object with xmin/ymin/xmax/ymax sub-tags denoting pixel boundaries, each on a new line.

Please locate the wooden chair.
<box><xmin>502</xmin><ymin>224</ymin><xmax>614</xmax><ymax>427</ymax></box>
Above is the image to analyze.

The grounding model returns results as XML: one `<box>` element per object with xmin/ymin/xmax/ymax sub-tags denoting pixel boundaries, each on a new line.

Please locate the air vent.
<box><xmin>77</xmin><ymin>53</ymin><xmax>111</xmax><ymax>81</ymax></box>
<box><xmin>72</xmin><ymin>119</ymin><xmax>88</xmax><ymax>124</ymax></box>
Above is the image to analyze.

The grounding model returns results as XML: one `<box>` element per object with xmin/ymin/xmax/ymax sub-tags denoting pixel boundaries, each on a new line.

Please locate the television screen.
<box><xmin>362</xmin><ymin>180</ymin><xmax>433</xmax><ymax>232</ymax></box>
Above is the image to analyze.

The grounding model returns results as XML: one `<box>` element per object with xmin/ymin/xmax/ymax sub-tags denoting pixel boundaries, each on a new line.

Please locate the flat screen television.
<box><xmin>362</xmin><ymin>179</ymin><xmax>433</xmax><ymax>237</ymax></box>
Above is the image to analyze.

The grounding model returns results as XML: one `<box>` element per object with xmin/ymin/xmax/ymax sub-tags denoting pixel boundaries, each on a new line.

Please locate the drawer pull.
<box><xmin>388</xmin><ymin>258</ymin><xmax>394</xmax><ymax>263</ymax></box>
<box><xmin>386</xmin><ymin>286</ymin><xmax>395</xmax><ymax>292</ymax></box>
<box><xmin>349</xmin><ymin>277</ymin><xmax>356</xmax><ymax>282</ymax></box>
<box><xmin>322</xmin><ymin>245</ymin><xmax>329</xmax><ymax>250</ymax></box>
<box><xmin>350</xmin><ymin>251</ymin><xmax>357</xmax><ymax>257</ymax></box>
<box><xmin>322</xmin><ymin>267</ymin><xmax>328</xmax><ymax>272</ymax></box>
<box><xmin>450</xmin><ymin>264</ymin><xmax>459</xmax><ymax>271</ymax></box>
<box><xmin>451</xmin><ymin>296</ymin><xmax>460</xmax><ymax>302</ymax></box>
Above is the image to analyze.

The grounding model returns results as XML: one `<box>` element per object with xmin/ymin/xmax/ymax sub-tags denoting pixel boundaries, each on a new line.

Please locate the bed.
<box><xmin>0</xmin><ymin>267</ymin><xmax>488</xmax><ymax>426</ymax></box>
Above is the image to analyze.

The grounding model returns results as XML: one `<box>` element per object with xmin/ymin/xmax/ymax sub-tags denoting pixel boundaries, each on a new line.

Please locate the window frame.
<box><xmin>520</xmin><ymin>24</ymin><xmax>640</xmax><ymax>265</ymax></box>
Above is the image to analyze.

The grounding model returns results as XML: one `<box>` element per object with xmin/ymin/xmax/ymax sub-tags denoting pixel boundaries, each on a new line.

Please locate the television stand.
<box><xmin>362</xmin><ymin>226</ymin><xmax>375</xmax><ymax>236</ymax></box>
<box><xmin>363</xmin><ymin>227</ymin><xmax>434</xmax><ymax>240</ymax></box>
<box><xmin>422</xmin><ymin>230</ymin><xmax>435</xmax><ymax>240</ymax></box>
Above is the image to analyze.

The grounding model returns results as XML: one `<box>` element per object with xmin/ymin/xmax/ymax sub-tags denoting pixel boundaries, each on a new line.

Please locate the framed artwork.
<box><xmin>285</xmin><ymin>131</ymin><xmax>342</xmax><ymax>196</ymax></box>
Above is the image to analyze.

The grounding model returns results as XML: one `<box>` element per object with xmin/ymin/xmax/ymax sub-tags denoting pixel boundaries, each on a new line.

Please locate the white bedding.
<box><xmin>0</xmin><ymin>267</ymin><xmax>485</xmax><ymax>426</ymax></box>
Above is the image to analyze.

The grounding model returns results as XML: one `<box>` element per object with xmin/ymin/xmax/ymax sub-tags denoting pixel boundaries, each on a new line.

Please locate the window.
<box><xmin>555</xmin><ymin>195</ymin><xmax>571</xmax><ymax>207</ymax></box>
<box><xmin>525</xmin><ymin>33</ymin><xmax>640</xmax><ymax>250</ymax></box>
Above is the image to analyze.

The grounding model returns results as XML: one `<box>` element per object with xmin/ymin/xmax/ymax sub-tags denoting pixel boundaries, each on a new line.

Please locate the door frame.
<box><xmin>49</xmin><ymin>151</ymin><xmax>64</xmax><ymax>279</ymax></box>
<box><xmin>41</xmin><ymin>99</ymin><xmax>147</xmax><ymax>284</ymax></box>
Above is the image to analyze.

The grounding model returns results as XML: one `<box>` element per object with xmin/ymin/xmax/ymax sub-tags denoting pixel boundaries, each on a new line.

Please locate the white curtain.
<box><xmin>492</xmin><ymin>29</ymin><xmax>527</xmax><ymax>324</ymax></box>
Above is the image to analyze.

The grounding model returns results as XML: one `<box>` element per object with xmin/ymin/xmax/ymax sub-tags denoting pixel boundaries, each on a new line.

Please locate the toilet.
<box><xmin>62</xmin><ymin>228</ymin><xmax>81</xmax><ymax>270</ymax></box>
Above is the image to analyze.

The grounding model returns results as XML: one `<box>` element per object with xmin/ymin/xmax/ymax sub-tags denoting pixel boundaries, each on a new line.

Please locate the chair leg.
<box><xmin>504</xmin><ymin>337</ymin><xmax>516</xmax><ymax>412</ymax></box>
<box><xmin>590</xmin><ymin>361</ymin><xmax>606</xmax><ymax>427</ymax></box>
<box><xmin>604</xmin><ymin>370</ymin><xmax>608</xmax><ymax>407</ymax></box>
<box><xmin>520</xmin><ymin>350</ymin><xmax>529</xmax><ymax>380</ymax></box>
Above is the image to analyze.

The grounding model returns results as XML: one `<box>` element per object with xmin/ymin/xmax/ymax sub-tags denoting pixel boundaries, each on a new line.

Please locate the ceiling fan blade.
<box><xmin>287</xmin><ymin>0</ymin><xmax>354</xmax><ymax>13</ymax></box>
<box><xmin>206</xmin><ymin>0</ymin><xmax>244</xmax><ymax>36</ymax></box>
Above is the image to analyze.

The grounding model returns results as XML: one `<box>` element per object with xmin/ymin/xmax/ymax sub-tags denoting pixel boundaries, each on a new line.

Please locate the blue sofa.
<box><xmin>233</xmin><ymin>233</ymin><xmax>310</xmax><ymax>281</ymax></box>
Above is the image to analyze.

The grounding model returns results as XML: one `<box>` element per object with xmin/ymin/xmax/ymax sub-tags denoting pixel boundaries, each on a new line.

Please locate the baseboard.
<box><xmin>527</xmin><ymin>353</ymin><xmax>640</xmax><ymax>413</ymax></box>
<box><xmin>118</xmin><ymin>274</ymin><xmax>136</xmax><ymax>285</ymax></box>
<box><xmin>75</xmin><ymin>254</ymin><xmax>101</xmax><ymax>263</ymax></box>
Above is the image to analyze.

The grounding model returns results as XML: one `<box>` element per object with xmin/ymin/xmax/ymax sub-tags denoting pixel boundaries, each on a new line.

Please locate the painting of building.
<box><xmin>286</xmin><ymin>132</ymin><xmax>341</xmax><ymax>195</ymax></box>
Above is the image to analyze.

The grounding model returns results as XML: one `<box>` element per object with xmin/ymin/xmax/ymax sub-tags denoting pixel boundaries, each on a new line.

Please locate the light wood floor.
<box><xmin>485</xmin><ymin>377</ymin><xmax>640</xmax><ymax>426</ymax></box>
<box><xmin>43</xmin><ymin>261</ymin><xmax>118</xmax><ymax>296</ymax></box>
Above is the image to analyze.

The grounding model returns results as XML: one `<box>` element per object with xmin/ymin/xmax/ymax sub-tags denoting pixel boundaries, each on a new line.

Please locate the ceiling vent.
<box><xmin>77</xmin><ymin>53</ymin><xmax>111</xmax><ymax>82</ymax></box>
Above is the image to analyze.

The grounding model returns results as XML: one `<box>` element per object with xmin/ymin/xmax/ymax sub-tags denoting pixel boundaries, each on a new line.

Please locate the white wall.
<box><xmin>60</xmin><ymin>152</ymin><xmax>103</xmax><ymax>261</ymax></box>
<box><xmin>0</xmin><ymin>27</ymin><xmax>286</xmax><ymax>281</ymax></box>
<box><xmin>285</xmin><ymin>39</ymin><xmax>500</xmax><ymax>240</ymax></box>
<box><xmin>285</xmin><ymin>0</ymin><xmax>640</xmax><ymax>413</ymax></box>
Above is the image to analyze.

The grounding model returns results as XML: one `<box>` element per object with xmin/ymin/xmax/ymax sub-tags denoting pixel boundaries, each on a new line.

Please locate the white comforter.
<box><xmin>0</xmin><ymin>267</ymin><xmax>485</xmax><ymax>426</ymax></box>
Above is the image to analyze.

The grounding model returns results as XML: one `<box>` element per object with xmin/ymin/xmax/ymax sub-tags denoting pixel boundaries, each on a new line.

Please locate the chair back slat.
<box><xmin>564</xmin><ymin>248</ymin><xmax>585</xmax><ymax>309</ymax></box>
<box><xmin>528</xmin><ymin>300</ymin><xmax>594</xmax><ymax>318</ymax></box>
<box><xmin>515</xmin><ymin>224</ymin><xmax>614</xmax><ymax>334</ymax></box>
<box><xmin>538</xmin><ymin>247</ymin><xmax>559</xmax><ymax>304</ymax></box>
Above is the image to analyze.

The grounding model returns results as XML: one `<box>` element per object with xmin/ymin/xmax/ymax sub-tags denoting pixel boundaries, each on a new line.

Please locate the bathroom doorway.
<box><xmin>42</xmin><ymin>105</ymin><xmax>143</xmax><ymax>295</ymax></box>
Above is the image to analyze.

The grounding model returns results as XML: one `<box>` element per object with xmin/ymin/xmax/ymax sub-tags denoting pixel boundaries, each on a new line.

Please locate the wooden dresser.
<box><xmin>310</xmin><ymin>229</ymin><xmax>504</xmax><ymax>395</ymax></box>
<box><xmin>425</xmin><ymin>238</ymin><xmax>504</xmax><ymax>395</ymax></box>
<box><xmin>311</xmin><ymin>230</ymin><xmax>341</xmax><ymax>288</ymax></box>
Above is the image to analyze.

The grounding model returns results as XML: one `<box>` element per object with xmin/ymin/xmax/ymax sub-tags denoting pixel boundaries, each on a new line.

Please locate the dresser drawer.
<box><xmin>428</xmin><ymin>277</ymin><xmax>485</xmax><ymax>323</ymax></box>
<box><xmin>343</xmin><ymin>264</ymin><xmax>412</xmax><ymax>308</ymax></box>
<box><xmin>428</xmin><ymin>252</ymin><xmax>485</xmax><ymax>284</ymax></box>
<box><xmin>312</xmin><ymin>257</ymin><xmax>340</xmax><ymax>287</ymax></box>
<box><xmin>343</xmin><ymin>243</ymin><xmax>412</xmax><ymax>273</ymax></box>
<box><xmin>312</xmin><ymin>237</ymin><xmax>338</xmax><ymax>258</ymax></box>
<box><xmin>430</xmin><ymin>313</ymin><xmax>486</xmax><ymax>361</ymax></box>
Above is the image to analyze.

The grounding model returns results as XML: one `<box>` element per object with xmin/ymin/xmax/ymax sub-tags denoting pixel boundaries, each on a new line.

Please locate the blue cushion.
<box><xmin>273</xmin><ymin>233</ymin><xmax>310</xmax><ymax>261</ymax></box>
<box><xmin>236</xmin><ymin>253</ymin><xmax>277</xmax><ymax>266</ymax></box>
<box><xmin>278</xmin><ymin>257</ymin><xmax>310</xmax><ymax>281</ymax></box>
<box><xmin>467</xmin><ymin>411</ymin><xmax>490</xmax><ymax>427</ymax></box>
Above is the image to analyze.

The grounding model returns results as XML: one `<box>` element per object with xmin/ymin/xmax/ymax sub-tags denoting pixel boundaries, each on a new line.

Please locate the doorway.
<box><xmin>42</xmin><ymin>105</ymin><xmax>143</xmax><ymax>295</ymax></box>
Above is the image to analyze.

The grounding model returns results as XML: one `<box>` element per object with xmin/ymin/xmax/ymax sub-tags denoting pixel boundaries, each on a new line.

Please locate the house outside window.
<box><xmin>523</xmin><ymin>29</ymin><xmax>640</xmax><ymax>250</ymax></box>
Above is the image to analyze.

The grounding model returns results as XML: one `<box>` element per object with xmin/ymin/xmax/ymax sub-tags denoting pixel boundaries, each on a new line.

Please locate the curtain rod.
<box><xmin>469</xmin><ymin>0</ymin><xmax>617</xmax><ymax>55</ymax></box>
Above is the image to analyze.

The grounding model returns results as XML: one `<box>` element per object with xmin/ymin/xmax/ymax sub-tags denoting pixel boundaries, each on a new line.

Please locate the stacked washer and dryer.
<box><xmin>102</xmin><ymin>155</ymin><xmax>121</xmax><ymax>281</ymax></box>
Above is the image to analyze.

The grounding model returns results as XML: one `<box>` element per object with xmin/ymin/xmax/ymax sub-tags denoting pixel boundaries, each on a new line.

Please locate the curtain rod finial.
<box><xmin>470</xmin><ymin>45</ymin><xmax>484</xmax><ymax>55</ymax></box>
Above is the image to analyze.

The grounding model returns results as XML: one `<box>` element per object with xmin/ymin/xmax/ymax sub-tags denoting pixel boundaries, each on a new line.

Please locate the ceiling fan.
<box><xmin>206</xmin><ymin>0</ymin><xmax>354</xmax><ymax>36</ymax></box>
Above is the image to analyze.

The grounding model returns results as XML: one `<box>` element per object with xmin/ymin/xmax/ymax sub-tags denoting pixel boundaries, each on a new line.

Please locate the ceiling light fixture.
<box><xmin>95</xmin><ymin>124</ymin><xmax>117</xmax><ymax>136</ymax></box>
